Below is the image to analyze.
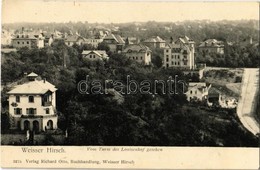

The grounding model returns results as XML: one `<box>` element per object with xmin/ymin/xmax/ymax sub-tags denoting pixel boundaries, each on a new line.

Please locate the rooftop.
<box><xmin>7</xmin><ymin>79</ymin><xmax>57</xmax><ymax>95</ymax></box>
<box><xmin>123</xmin><ymin>44</ymin><xmax>151</xmax><ymax>53</ymax></box>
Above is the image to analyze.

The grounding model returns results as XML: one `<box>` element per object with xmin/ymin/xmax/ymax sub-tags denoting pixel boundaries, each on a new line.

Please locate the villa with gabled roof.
<box><xmin>7</xmin><ymin>72</ymin><xmax>58</xmax><ymax>132</ymax></box>
<box><xmin>123</xmin><ymin>44</ymin><xmax>152</xmax><ymax>65</ymax></box>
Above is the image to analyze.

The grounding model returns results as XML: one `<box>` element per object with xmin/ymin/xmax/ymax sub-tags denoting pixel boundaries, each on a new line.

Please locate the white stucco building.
<box><xmin>185</xmin><ymin>82</ymin><xmax>211</xmax><ymax>102</ymax></box>
<box><xmin>163</xmin><ymin>36</ymin><xmax>195</xmax><ymax>70</ymax></box>
<box><xmin>7</xmin><ymin>73</ymin><xmax>58</xmax><ymax>132</ymax></box>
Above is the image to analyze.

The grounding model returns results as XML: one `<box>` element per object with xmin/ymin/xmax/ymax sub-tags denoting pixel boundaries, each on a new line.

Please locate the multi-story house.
<box><xmin>11</xmin><ymin>33</ymin><xmax>44</xmax><ymax>49</ymax></box>
<box><xmin>185</xmin><ymin>82</ymin><xmax>211</xmax><ymax>102</ymax></box>
<box><xmin>82</xmin><ymin>50</ymin><xmax>108</xmax><ymax>61</ymax></box>
<box><xmin>7</xmin><ymin>72</ymin><xmax>58</xmax><ymax>132</ymax></box>
<box><xmin>163</xmin><ymin>36</ymin><xmax>195</xmax><ymax>70</ymax></box>
<box><xmin>123</xmin><ymin>44</ymin><xmax>152</xmax><ymax>65</ymax></box>
<box><xmin>197</xmin><ymin>39</ymin><xmax>224</xmax><ymax>54</ymax></box>
<box><xmin>103</xmin><ymin>33</ymin><xmax>125</xmax><ymax>53</ymax></box>
<box><xmin>143</xmin><ymin>36</ymin><xmax>166</xmax><ymax>48</ymax></box>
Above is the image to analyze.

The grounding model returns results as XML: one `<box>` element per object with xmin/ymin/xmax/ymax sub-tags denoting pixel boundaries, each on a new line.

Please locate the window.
<box><xmin>46</xmin><ymin>108</ymin><xmax>50</xmax><ymax>114</ymax></box>
<box><xmin>172</xmin><ymin>61</ymin><xmax>174</xmax><ymax>65</ymax></box>
<box><xmin>16</xmin><ymin>96</ymin><xmax>20</xmax><ymax>103</ymax></box>
<box><xmin>28</xmin><ymin>96</ymin><xmax>34</xmax><ymax>103</ymax></box>
<box><xmin>166</xmin><ymin>58</ymin><xmax>169</xmax><ymax>62</ymax></box>
<box><xmin>17</xmin><ymin>41</ymin><xmax>20</xmax><ymax>44</ymax></box>
<box><xmin>136</xmin><ymin>57</ymin><xmax>138</xmax><ymax>60</ymax></box>
<box><xmin>14</xmin><ymin>108</ymin><xmax>22</xmax><ymax>115</ymax></box>
<box><xmin>172</xmin><ymin>55</ymin><xmax>174</xmax><ymax>59</ymax></box>
<box><xmin>93</xmin><ymin>55</ymin><xmax>95</xmax><ymax>58</ymax></box>
<box><xmin>133</xmin><ymin>57</ymin><xmax>135</xmax><ymax>60</ymax></box>
<box><xmin>22</xmin><ymin>42</ymin><xmax>24</xmax><ymax>44</ymax></box>
<box><xmin>178</xmin><ymin>55</ymin><xmax>180</xmax><ymax>59</ymax></box>
<box><xmin>166</xmin><ymin>50</ymin><xmax>168</xmax><ymax>52</ymax></box>
<box><xmin>178</xmin><ymin>62</ymin><xmax>180</xmax><ymax>65</ymax></box>
<box><xmin>190</xmin><ymin>90</ymin><xmax>192</xmax><ymax>94</ymax></box>
<box><xmin>27</xmin><ymin>41</ymin><xmax>29</xmax><ymax>44</ymax></box>
<box><xmin>140</xmin><ymin>57</ymin><xmax>143</xmax><ymax>60</ymax></box>
<box><xmin>27</xmin><ymin>108</ymin><xmax>36</xmax><ymax>115</ymax></box>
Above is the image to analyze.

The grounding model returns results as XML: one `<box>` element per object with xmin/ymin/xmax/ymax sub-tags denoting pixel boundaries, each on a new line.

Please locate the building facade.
<box><xmin>123</xmin><ymin>44</ymin><xmax>152</xmax><ymax>65</ymax></box>
<box><xmin>65</xmin><ymin>34</ymin><xmax>85</xmax><ymax>46</ymax></box>
<box><xmin>7</xmin><ymin>73</ymin><xmax>58</xmax><ymax>132</ymax></box>
<box><xmin>12</xmin><ymin>34</ymin><xmax>44</xmax><ymax>49</ymax></box>
<box><xmin>103</xmin><ymin>33</ymin><xmax>125</xmax><ymax>53</ymax></box>
<box><xmin>197</xmin><ymin>39</ymin><xmax>224</xmax><ymax>54</ymax></box>
<box><xmin>185</xmin><ymin>82</ymin><xmax>211</xmax><ymax>102</ymax></box>
<box><xmin>163</xmin><ymin>36</ymin><xmax>195</xmax><ymax>70</ymax></box>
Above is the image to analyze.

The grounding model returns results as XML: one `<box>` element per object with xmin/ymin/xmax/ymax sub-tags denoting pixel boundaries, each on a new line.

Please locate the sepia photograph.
<box><xmin>1</xmin><ymin>0</ymin><xmax>259</xmax><ymax>169</ymax></box>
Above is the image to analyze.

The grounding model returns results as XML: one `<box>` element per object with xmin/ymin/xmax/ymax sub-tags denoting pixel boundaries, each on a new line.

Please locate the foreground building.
<box><xmin>123</xmin><ymin>44</ymin><xmax>152</xmax><ymax>65</ymax></box>
<box><xmin>163</xmin><ymin>36</ymin><xmax>195</xmax><ymax>69</ymax></box>
<box><xmin>185</xmin><ymin>82</ymin><xmax>211</xmax><ymax>102</ymax></box>
<box><xmin>7</xmin><ymin>73</ymin><xmax>58</xmax><ymax>132</ymax></box>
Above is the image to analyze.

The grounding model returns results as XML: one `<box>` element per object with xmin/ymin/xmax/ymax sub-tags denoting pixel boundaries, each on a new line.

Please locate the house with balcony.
<box><xmin>7</xmin><ymin>72</ymin><xmax>58</xmax><ymax>132</ymax></box>
<box><xmin>122</xmin><ymin>44</ymin><xmax>152</xmax><ymax>65</ymax></box>
<box><xmin>185</xmin><ymin>82</ymin><xmax>211</xmax><ymax>102</ymax></box>
<box><xmin>163</xmin><ymin>36</ymin><xmax>195</xmax><ymax>70</ymax></box>
<box><xmin>82</xmin><ymin>50</ymin><xmax>108</xmax><ymax>61</ymax></box>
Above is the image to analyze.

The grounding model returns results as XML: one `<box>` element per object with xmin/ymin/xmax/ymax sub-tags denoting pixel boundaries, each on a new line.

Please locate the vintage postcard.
<box><xmin>1</xmin><ymin>0</ymin><xmax>259</xmax><ymax>169</ymax></box>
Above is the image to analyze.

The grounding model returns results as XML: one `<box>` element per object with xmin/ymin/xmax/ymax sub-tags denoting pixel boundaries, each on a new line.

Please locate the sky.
<box><xmin>2</xmin><ymin>0</ymin><xmax>259</xmax><ymax>23</ymax></box>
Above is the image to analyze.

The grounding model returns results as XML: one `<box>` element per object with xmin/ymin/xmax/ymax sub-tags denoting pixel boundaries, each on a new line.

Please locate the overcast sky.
<box><xmin>2</xmin><ymin>0</ymin><xmax>259</xmax><ymax>23</ymax></box>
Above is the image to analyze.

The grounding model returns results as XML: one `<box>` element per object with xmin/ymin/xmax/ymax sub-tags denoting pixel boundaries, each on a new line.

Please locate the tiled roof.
<box><xmin>104</xmin><ymin>33</ymin><xmax>125</xmax><ymax>44</ymax></box>
<box><xmin>82</xmin><ymin>50</ymin><xmax>108</xmax><ymax>58</ymax></box>
<box><xmin>177</xmin><ymin>36</ymin><xmax>194</xmax><ymax>44</ymax></box>
<box><xmin>123</xmin><ymin>44</ymin><xmax>151</xmax><ymax>53</ymax></box>
<box><xmin>144</xmin><ymin>36</ymin><xmax>166</xmax><ymax>43</ymax></box>
<box><xmin>12</xmin><ymin>34</ymin><xmax>37</xmax><ymax>40</ymax></box>
<box><xmin>27</xmin><ymin>72</ymin><xmax>38</xmax><ymax>77</ymax></box>
<box><xmin>199</xmin><ymin>39</ymin><xmax>224</xmax><ymax>48</ymax></box>
<box><xmin>7</xmin><ymin>80</ymin><xmax>57</xmax><ymax>95</ymax></box>
<box><xmin>65</xmin><ymin>34</ymin><xmax>85</xmax><ymax>42</ymax></box>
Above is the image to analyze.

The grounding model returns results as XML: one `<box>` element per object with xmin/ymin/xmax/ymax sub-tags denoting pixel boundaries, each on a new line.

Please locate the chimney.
<box><xmin>44</xmin><ymin>78</ymin><xmax>46</xmax><ymax>83</ymax></box>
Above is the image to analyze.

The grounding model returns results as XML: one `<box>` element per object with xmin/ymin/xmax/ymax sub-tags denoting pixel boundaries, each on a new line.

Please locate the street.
<box><xmin>236</xmin><ymin>68</ymin><xmax>259</xmax><ymax>135</ymax></box>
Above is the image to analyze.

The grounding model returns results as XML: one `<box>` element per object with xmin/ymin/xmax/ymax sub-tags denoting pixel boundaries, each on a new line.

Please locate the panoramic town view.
<box><xmin>1</xmin><ymin>1</ymin><xmax>259</xmax><ymax>147</ymax></box>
